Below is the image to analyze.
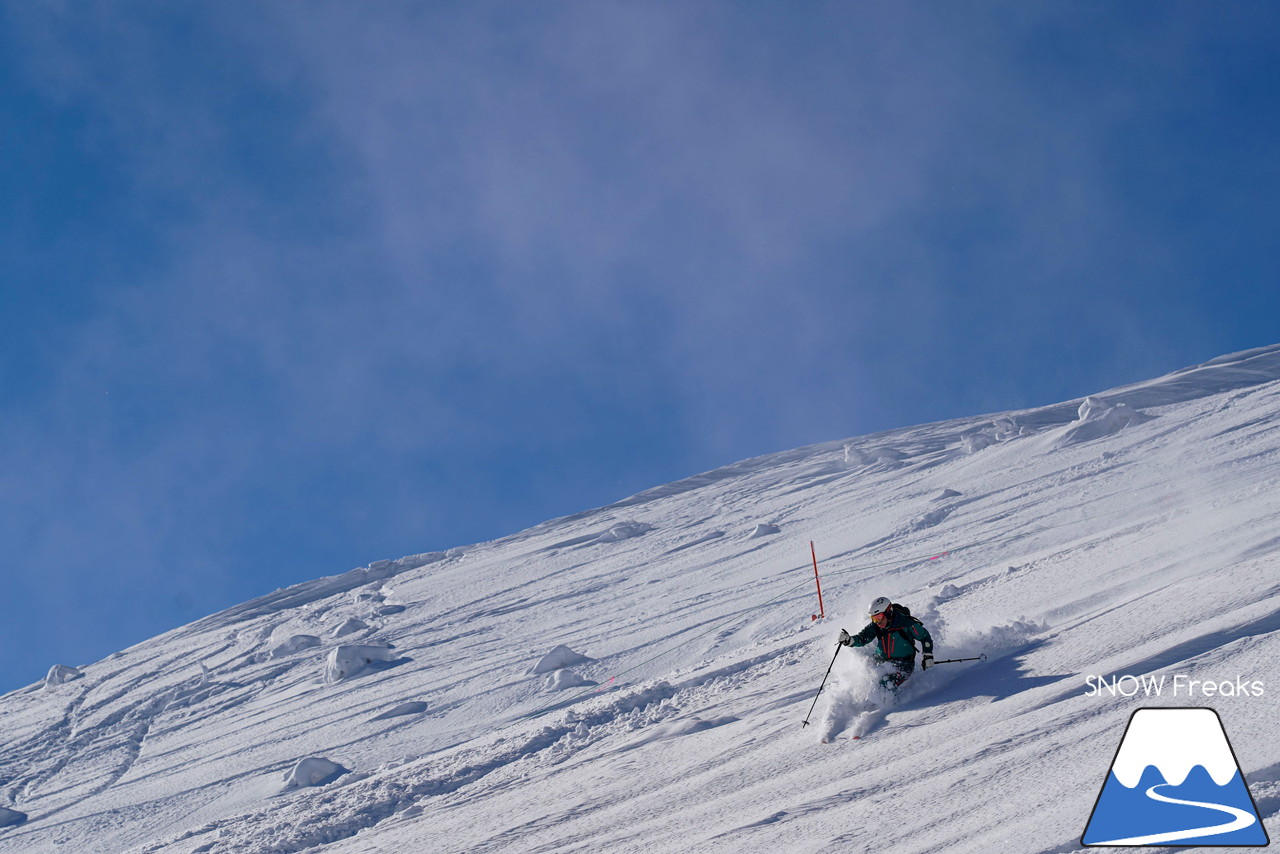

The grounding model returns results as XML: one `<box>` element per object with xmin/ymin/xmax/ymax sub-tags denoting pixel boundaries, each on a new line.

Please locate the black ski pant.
<box><xmin>876</xmin><ymin>656</ymin><xmax>915</xmax><ymax>691</ymax></box>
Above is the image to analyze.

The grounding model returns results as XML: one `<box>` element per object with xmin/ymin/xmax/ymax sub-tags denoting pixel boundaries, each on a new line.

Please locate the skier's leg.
<box><xmin>879</xmin><ymin>657</ymin><xmax>914</xmax><ymax>691</ymax></box>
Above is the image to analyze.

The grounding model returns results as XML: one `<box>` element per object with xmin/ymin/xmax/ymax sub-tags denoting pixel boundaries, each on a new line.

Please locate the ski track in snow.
<box><xmin>1</xmin><ymin>346</ymin><xmax>1279</xmax><ymax>853</ymax></box>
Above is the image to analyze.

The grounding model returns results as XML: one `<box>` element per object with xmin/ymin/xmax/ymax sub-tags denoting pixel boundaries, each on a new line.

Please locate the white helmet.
<box><xmin>868</xmin><ymin>596</ymin><xmax>892</xmax><ymax>617</ymax></box>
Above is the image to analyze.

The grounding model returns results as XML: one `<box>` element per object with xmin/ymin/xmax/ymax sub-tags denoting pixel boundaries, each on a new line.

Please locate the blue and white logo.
<box><xmin>1082</xmin><ymin>708</ymin><xmax>1269</xmax><ymax>847</ymax></box>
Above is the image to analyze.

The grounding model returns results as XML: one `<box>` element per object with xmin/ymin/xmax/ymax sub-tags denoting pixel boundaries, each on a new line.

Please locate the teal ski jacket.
<box><xmin>847</xmin><ymin>609</ymin><xmax>933</xmax><ymax>661</ymax></box>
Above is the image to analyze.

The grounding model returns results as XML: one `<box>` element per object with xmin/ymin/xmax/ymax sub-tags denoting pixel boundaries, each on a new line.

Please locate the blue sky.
<box><xmin>2</xmin><ymin>2</ymin><xmax>1277</xmax><ymax>694</ymax></box>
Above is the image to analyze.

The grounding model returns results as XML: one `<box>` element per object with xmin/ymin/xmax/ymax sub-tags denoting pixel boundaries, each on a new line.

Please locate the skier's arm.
<box><xmin>847</xmin><ymin>623</ymin><xmax>877</xmax><ymax>648</ymax></box>
<box><xmin>910</xmin><ymin>622</ymin><xmax>934</xmax><ymax>656</ymax></box>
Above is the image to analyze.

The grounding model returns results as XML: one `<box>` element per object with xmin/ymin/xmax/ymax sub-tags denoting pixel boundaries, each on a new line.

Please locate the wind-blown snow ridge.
<box><xmin>195</xmin><ymin>552</ymin><xmax>448</xmax><ymax>628</ymax></box>
<box><xmin>2</xmin><ymin>344</ymin><xmax>1279</xmax><ymax>854</ymax></box>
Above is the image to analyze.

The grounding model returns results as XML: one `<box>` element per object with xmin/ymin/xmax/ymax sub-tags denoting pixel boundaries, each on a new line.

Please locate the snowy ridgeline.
<box><xmin>3</xmin><ymin>343</ymin><xmax>1280</xmax><ymax>853</ymax></box>
<box><xmin>844</xmin><ymin>391</ymin><xmax>1157</xmax><ymax>465</ymax></box>
<box><xmin>35</xmin><ymin>514</ymin><xmax>781</xmax><ymax>701</ymax></box>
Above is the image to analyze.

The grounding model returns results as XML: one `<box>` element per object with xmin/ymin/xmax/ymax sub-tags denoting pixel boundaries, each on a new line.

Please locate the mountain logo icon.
<box><xmin>1082</xmin><ymin>708</ymin><xmax>1270</xmax><ymax>847</ymax></box>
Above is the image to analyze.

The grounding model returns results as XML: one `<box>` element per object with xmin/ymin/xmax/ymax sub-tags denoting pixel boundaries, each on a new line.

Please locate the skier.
<box><xmin>838</xmin><ymin>596</ymin><xmax>934</xmax><ymax>692</ymax></box>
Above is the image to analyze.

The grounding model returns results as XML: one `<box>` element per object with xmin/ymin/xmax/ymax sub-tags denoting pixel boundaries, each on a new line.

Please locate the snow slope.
<box><xmin>2</xmin><ymin>345</ymin><xmax>1279</xmax><ymax>854</ymax></box>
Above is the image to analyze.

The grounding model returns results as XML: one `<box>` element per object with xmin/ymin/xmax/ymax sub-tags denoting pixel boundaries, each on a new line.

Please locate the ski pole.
<box><xmin>929</xmin><ymin>653</ymin><xmax>988</xmax><ymax>666</ymax></box>
<box><xmin>801</xmin><ymin>643</ymin><xmax>842</xmax><ymax>728</ymax></box>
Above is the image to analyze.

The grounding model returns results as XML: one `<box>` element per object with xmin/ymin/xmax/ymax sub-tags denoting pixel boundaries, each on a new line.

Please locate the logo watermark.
<box><xmin>1081</xmin><ymin>708</ymin><xmax>1269</xmax><ymax>846</ymax></box>
<box><xmin>1085</xmin><ymin>674</ymin><xmax>1265</xmax><ymax>699</ymax></box>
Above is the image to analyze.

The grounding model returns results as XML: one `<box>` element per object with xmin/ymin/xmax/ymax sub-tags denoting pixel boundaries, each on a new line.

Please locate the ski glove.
<box><xmin>838</xmin><ymin>629</ymin><xmax>852</xmax><ymax>646</ymax></box>
<box><xmin>921</xmin><ymin>653</ymin><xmax>934</xmax><ymax>670</ymax></box>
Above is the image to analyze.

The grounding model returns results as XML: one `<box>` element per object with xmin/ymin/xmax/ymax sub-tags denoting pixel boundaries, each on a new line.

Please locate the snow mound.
<box><xmin>937</xmin><ymin>583</ymin><xmax>963</xmax><ymax>600</ymax></box>
<box><xmin>270</xmin><ymin>635</ymin><xmax>322</xmax><ymax>658</ymax></box>
<box><xmin>325</xmin><ymin>644</ymin><xmax>396</xmax><ymax>683</ymax></box>
<box><xmin>543</xmin><ymin>668</ymin><xmax>598</xmax><ymax>692</ymax></box>
<box><xmin>530</xmin><ymin>645</ymin><xmax>594</xmax><ymax>675</ymax></box>
<box><xmin>0</xmin><ymin>807</ymin><xmax>27</xmax><ymax>828</ymax></box>
<box><xmin>933</xmin><ymin>489</ymin><xmax>962</xmax><ymax>501</ymax></box>
<box><xmin>662</xmin><ymin>715</ymin><xmax>737</xmax><ymax>736</ymax></box>
<box><xmin>331</xmin><ymin>617</ymin><xmax>368</xmax><ymax>638</ymax></box>
<box><xmin>281</xmin><ymin>757</ymin><xmax>348</xmax><ymax>791</ymax></box>
<box><xmin>595</xmin><ymin>521</ymin><xmax>653</xmax><ymax>543</ymax></box>
<box><xmin>909</xmin><ymin>507</ymin><xmax>952</xmax><ymax>532</ymax></box>
<box><xmin>371</xmin><ymin>701</ymin><xmax>429</xmax><ymax>721</ymax></box>
<box><xmin>1056</xmin><ymin>396</ymin><xmax>1152</xmax><ymax>446</ymax></box>
<box><xmin>44</xmin><ymin>664</ymin><xmax>83</xmax><ymax>688</ymax></box>
<box><xmin>845</xmin><ymin>445</ymin><xmax>905</xmax><ymax>465</ymax></box>
<box><xmin>994</xmin><ymin>417</ymin><xmax>1029</xmax><ymax>439</ymax></box>
<box><xmin>542</xmin><ymin>521</ymin><xmax>655</xmax><ymax>551</ymax></box>
<box><xmin>749</xmin><ymin>522</ymin><xmax>781</xmax><ymax>538</ymax></box>
<box><xmin>961</xmin><ymin>416</ymin><xmax>1039</xmax><ymax>454</ymax></box>
<box><xmin>961</xmin><ymin>431</ymin><xmax>997</xmax><ymax>454</ymax></box>
<box><xmin>961</xmin><ymin>417</ymin><xmax>1030</xmax><ymax>453</ymax></box>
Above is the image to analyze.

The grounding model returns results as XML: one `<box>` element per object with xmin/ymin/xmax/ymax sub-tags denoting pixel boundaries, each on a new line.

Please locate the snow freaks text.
<box><xmin>1084</xmin><ymin>675</ymin><xmax>1265</xmax><ymax>699</ymax></box>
